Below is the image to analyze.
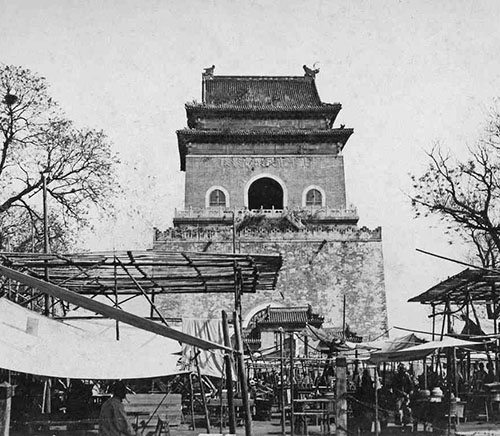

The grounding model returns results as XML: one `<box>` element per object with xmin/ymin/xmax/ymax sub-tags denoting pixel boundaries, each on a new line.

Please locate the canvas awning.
<box><xmin>0</xmin><ymin>264</ymin><xmax>231</xmax><ymax>351</ymax></box>
<box><xmin>367</xmin><ymin>333</ymin><xmax>427</xmax><ymax>363</ymax></box>
<box><xmin>0</xmin><ymin>298</ymin><xmax>181</xmax><ymax>379</ymax></box>
<box><xmin>370</xmin><ymin>336</ymin><xmax>484</xmax><ymax>363</ymax></box>
<box><xmin>302</xmin><ymin>324</ymin><xmax>353</xmax><ymax>353</ymax></box>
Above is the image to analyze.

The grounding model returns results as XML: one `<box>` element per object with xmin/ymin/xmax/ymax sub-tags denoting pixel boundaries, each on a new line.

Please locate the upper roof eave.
<box><xmin>176</xmin><ymin>128</ymin><xmax>353</xmax><ymax>171</ymax></box>
<box><xmin>176</xmin><ymin>128</ymin><xmax>353</xmax><ymax>137</ymax></box>
<box><xmin>185</xmin><ymin>103</ymin><xmax>341</xmax><ymax>114</ymax></box>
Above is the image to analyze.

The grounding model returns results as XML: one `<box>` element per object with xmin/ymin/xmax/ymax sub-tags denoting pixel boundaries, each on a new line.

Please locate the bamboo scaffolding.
<box><xmin>0</xmin><ymin>250</ymin><xmax>282</xmax><ymax>311</ymax></box>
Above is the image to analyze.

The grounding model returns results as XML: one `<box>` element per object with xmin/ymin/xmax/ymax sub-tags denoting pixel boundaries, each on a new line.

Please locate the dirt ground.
<box><xmin>11</xmin><ymin>416</ymin><xmax>500</xmax><ymax>435</ymax></box>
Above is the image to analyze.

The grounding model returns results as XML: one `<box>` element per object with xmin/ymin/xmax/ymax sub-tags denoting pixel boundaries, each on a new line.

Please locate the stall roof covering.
<box><xmin>302</xmin><ymin>324</ymin><xmax>353</xmax><ymax>352</ymax></box>
<box><xmin>0</xmin><ymin>298</ymin><xmax>181</xmax><ymax>379</ymax></box>
<box><xmin>0</xmin><ymin>264</ymin><xmax>231</xmax><ymax>351</ymax></box>
<box><xmin>376</xmin><ymin>337</ymin><xmax>486</xmax><ymax>362</ymax></box>
<box><xmin>369</xmin><ymin>336</ymin><xmax>482</xmax><ymax>363</ymax></box>
<box><xmin>365</xmin><ymin>333</ymin><xmax>427</xmax><ymax>363</ymax></box>
<box><xmin>0</xmin><ymin>250</ymin><xmax>282</xmax><ymax>295</ymax></box>
<box><xmin>408</xmin><ymin>268</ymin><xmax>500</xmax><ymax>305</ymax></box>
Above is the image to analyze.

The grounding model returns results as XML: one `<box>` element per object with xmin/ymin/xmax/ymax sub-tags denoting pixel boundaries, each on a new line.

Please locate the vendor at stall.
<box><xmin>392</xmin><ymin>364</ymin><xmax>414</xmax><ymax>425</ymax></box>
<box><xmin>98</xmin><ymin>381</ymin><xmax>134</xmax><ymax>436</ymax></box>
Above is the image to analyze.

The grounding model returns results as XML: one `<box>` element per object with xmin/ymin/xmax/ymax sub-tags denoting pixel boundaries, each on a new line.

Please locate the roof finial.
<box><xmin>203</xmin><ymin>65</ymin><xmax>215</xmax><ymax>77</ymax></box>
<box><xmin>303</xmin><ymin>63</ymin><xmax>320</xmax><ymax>79</ymax></box>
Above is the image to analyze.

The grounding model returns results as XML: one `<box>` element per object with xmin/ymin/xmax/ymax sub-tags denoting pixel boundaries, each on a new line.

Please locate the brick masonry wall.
<box><xmin>184</xmin><ymin>155</ymin><xmax>347</xmax><ymax>210</ymax></box>
<box><xmin>154</xmin><ymin>229</ymin><xmax>388</xmax><ymax>341</ymax></box>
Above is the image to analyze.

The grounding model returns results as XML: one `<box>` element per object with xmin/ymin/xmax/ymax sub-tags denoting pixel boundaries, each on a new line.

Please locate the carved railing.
<box><xmin>174</xmin><ymin>206</ymin><xmax>358</xmax><ymax>220</ymax></box>
<box><xmin>154</xmin><ymin>225</ymin><xmax>382</xmax><ymax>242</ymax></box>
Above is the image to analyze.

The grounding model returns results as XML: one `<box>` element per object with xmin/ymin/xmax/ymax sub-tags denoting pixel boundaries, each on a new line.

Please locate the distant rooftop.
<box><xmin>257</xmin><ymin>305</ymin><xmax>324</xmax><ymax>327</ymax></box>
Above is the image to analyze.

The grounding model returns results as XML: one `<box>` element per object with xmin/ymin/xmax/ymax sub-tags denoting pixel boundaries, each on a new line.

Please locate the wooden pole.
<box><xmin>374</xmin><ymin>367</ymin><xmax>379</xmax><ymax>436</ymax></box>
<box><xmin>431</xmin><ymin>303</ymin><xmax>436</xmax><ymax>340</ymax></box>
<box><xmin>195</xmin><ymin>351</ymin><xmax>211</xmax><ymax>434</ymax></box>
<box><xmin>41</xmin><ymin>173</ymin><xmax>53</xmax><ymax>415</ymax></box>
<box><xmin>289</xmin><ymin>333</ymin><xmax>295</xmax><ymax>436</ymax></box>
<box><xmin>431</xmin><ymin>303</ymin><xmax>436</xmax><ymax>372</ymax></box>
<box><xmin>113</xmin><ymin>257</ymin><xmax>120</xmax><ymax>341</ymax></box>
<box><xmin>220</xmin><ymin>359</ymin><xmax>225</xmax><ymax>434</ymax></box>
<box><xmin>279</xmin><ymin>328</ymin><xmax>286</xmax><ymax>435</ymax></box>
<box><xmin>222</xmin><ymin>310</ymin><xmax>237</xmax><ymax>434</ymax></box>
<box><xmin>234</xmin><ymin>266</ymin><xmax>242</xmax><ymax>319</ymax></box>
<box><xmin>232</xmin><ymin>210</ymin><xmax>236</xmax><ymax>254</ymax></box>
<box><xmin>424</xmin><ymin>357</ymin><xmax>428</xmax><ymax>390</ymax></box>
<box><xmin>336</xmin><ymin>357</ymin><xmax>347</xmax><ymax>436</ymax></box>
<box><xmin>416</xmin><ymin>248</ymin><xmax>500</xmax><ymax>273</ymax></box>
<box><xmin>342</xmin><ymin>294</ymin><xmax>346</xmax><ymax>341</ymax></box>
<box><xmin>42</xmin><ymin>172</ymin><xmax>50</xmax><ymax>316</ymax></box>
<box><xmin>466</xmin><ymin>294</ymin><xmax>471</xmax><ymax>386</ymax></box>
<box><xmin>0</xmin><ymin>383</ymin><xmax>13</xmax><ymax>436</ymax></box>
<box><xmin>234</xmin><ymin>311</ymin><xmax>252</xmax><ymax>436</ymax></box>
<box><xmin>493</xmin><ymin>284</ymin><xmax>500</xmax><ymax>382</ymax></box>
<box><xmin>446</xmin><ymin>301</ymin><xmax>452</xmax><ymax>435</ymax></box>
<box><xmin>188</xmin><ymin>373</ymin><xmax>196</xmax><ymax>431</ymax></box>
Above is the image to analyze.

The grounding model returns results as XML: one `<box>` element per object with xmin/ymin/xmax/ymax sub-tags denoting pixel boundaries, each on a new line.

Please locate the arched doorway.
<box><xmin>248</xmin><ymin>177</ymin><xmax>284</xmax><ymax>210</ymax></box>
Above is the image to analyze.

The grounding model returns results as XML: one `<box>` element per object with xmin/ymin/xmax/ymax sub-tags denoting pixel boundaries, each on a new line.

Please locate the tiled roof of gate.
<box><xmin>257</xmin><ymin>305</ymin><xmax>324</xmax><ymax>326</ymax></box>
<box><xmin>194</xmin><ymin>75</ymin><xmax>338</xmax><ymax>111</ymax></box>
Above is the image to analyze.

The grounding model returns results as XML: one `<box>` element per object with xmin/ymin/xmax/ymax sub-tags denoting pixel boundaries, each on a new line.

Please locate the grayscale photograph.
<box><xmin>0</xmin><ymin>1</ymin><xmax>499</xmax><ymax>435</ymax></box>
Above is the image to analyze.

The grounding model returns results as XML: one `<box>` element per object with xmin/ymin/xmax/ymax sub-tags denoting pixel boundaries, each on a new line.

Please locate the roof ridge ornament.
<box><xmin>203</xmin><ymin>65</ymin><xmax>215</xmax><ymax>77</ymax></box>
<box><xmin>303</xmin><ymin>63</ymin><xmax>320</xmax><ymax>79</ymax></box>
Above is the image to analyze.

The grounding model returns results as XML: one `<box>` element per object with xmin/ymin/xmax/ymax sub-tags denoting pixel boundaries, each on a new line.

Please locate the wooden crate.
<box><xmin>124</xmin><ymin>393</ymin><xmax>183</xmax><ymax>427</ymax></box>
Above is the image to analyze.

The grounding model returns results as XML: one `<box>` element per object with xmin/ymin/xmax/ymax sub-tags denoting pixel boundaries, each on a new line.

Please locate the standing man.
<box><xmin>99</xmin><ymin>381</ymin><xmax>135</xmax><ymax>436</ymax></box>
<box><xmin>392</xmin><ymin>364</ymin><xmax>414</xmax><ymax>426</ymax></box>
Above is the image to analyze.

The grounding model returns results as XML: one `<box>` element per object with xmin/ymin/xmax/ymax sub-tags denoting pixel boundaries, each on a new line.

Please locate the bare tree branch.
<box><xmin>410</xmin><ymin>117</ymin><xmax>500</xmax><ymax>266</ymax></box>
<box><xmin>0</xmin><ymin>64</ymin><xmax>121</xmax><ymax>251</ymax></box>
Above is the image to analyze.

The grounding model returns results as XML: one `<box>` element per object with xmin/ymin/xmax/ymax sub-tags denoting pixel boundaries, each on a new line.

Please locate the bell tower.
<box><xmin>155</xmin><ymin>66</ymin><xmax>388</xmax><ymax>341</ymax></box>
<box><xmin>174</xmin><ymin>65</ymin><xmax>356</xmax><ymax>227</ymax></box>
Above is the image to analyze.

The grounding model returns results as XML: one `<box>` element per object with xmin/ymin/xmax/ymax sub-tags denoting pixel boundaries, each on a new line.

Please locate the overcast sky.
<box><xmin>2</xmin><ymin>0</ymin><xmax>500</xmax><ymax>333</ymax></box>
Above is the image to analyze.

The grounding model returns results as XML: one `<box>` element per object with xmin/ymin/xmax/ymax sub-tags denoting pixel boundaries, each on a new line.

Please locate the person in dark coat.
<box><xmin>98</xmin><ymin>381</ymin><xmax>134</xmax><ymax>436</ymax></box>
<box><xmin>392</xmin><ymin>364</ymin><xmax>414</xmax><ymax>425</ymax></box>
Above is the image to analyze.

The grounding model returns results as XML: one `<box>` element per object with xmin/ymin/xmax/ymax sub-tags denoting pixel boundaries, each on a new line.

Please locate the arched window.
<box><xmin>305</xmin><ymin>188</ymin><xmax>322</xmax><ymax>206</ymax></box>
<box><xmin>209</xmin><ymin>189</ymin><xmax>226</xmax><ymax>207</ymax></box>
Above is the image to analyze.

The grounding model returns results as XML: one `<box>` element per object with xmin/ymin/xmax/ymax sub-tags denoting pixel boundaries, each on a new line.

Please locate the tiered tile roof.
<box><xmin>178</xmin><ymin>71</ymin><xmax>352</xmax><ymax>171</ymax></box>
<box><xmin>178</xmin><ymin>128</ymin><xmax>352</xmax><ymax>138</ymax></box>
<box><xmin>200</xmin><ymin>75</ymin><xmax>333</xmax><ymax>110</ymax></box>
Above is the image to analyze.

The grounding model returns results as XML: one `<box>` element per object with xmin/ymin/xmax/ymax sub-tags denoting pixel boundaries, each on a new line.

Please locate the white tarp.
<box><xmin>0</xmin><ymin>298</ymin><xmax>181</xmax><ymax>379</ymax></box>
<box><xmin>371</xmin><ymin>336</ymin><xmax>484</xmax><ymax>363</ymax></box>
<box><xmin>181</xmin><ymin>318</ymin><xmax>227</xmax><ymax>378</ymax></box>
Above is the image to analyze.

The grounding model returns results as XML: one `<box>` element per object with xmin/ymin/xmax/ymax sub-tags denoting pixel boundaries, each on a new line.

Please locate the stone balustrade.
<box><xmin>153</xmin><ymin>225</ymin><xmax>381</xmax><ymax>243</ymax></box>
<box><xmin>173</xmin><ymin>206</ymin><xmax>359</xmax><ymax>220</ymax></box>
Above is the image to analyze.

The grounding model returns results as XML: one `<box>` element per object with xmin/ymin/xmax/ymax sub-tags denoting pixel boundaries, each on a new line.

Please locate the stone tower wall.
<box><xmin>184</xmin><ymin>155</ymin><xmax>347</xmax><ymax>210</ymax></box>
<box><xmin>154</xmin><ymin>227</ymin><xmax>387</xmax><ymax>341</ymax></box>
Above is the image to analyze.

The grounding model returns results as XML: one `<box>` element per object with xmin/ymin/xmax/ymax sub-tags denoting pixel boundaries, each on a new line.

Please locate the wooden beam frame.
<box><xmin>0</xmin><ymin>264</ymin><xmax>231</xmax><ymax>351</ymax></box>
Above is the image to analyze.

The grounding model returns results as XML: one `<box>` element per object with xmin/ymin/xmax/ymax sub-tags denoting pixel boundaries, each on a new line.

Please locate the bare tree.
<box><xmin>0</xmin><ymin>64</ymin><xmax>120</xmax><ymax>250</ymax></box>
<box><xmin>410</xmin><ymin>118</ymin><xmax>500</xmax><ymax>267</ymax></box>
